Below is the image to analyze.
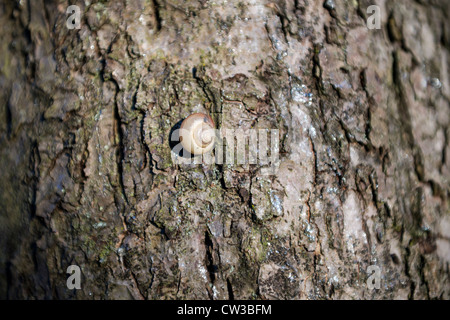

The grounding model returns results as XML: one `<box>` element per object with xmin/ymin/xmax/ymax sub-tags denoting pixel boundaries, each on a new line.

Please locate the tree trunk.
<box><xmin>0</xmin><ymin>0</ymin><xmax>449</xmax><ymax>300</ymax></box>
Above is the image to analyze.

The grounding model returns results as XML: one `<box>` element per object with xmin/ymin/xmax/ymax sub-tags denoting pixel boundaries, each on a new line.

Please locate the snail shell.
<box><xmin>179</xmin><ymin>113</ymin><xmax>215</xmax><ymax>155</ymax></box>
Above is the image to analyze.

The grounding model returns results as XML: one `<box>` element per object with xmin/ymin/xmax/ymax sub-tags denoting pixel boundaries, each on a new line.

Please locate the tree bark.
<box><xmin>0</xmin><ymin>0</ymin><xmax>449</xmax><ymax>299</ymax></box>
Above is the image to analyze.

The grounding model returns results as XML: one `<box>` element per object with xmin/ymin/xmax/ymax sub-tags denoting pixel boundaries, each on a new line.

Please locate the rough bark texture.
<box><xmin>0</xmin><ymin>0</ymin><xmax>449</xmax><ymax>300</ymax></box>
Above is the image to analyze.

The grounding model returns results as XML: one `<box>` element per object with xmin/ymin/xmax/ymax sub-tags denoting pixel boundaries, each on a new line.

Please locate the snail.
<box><xmin>179</xmin><ymin>113</ymin><xmax>215</xmax><ymax>155</ymax></box>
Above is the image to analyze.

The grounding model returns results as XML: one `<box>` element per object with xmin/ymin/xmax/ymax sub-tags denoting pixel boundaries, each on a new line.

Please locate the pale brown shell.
<box><xmin>179</xmin><ymin>113</ymin><xmax>215</xmax><ymax>155</ymax></box>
